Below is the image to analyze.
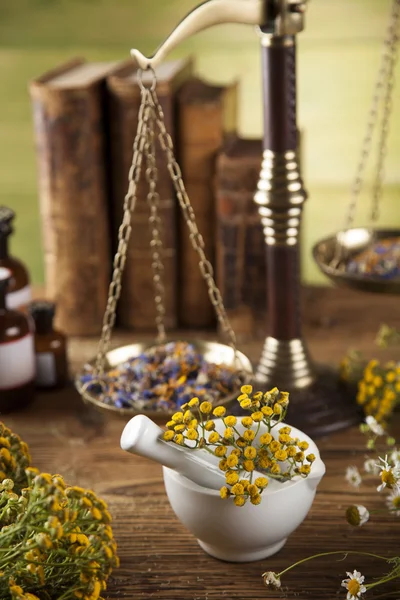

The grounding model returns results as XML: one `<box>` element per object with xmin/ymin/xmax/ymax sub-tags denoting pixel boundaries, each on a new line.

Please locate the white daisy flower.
<box><xmin>345</xmin><ymin>466</ymin><xmax>362</xmax><ymax>487</ymax></box>
<box><xmin>365</xmin><ymin>416</ymin><xmax>384</xmax><ymax>436</ymax></box>
<box><xmin>341</xmin><ymin>570</ymin><xmax>367</xmax><ymax>600</ymax></box>
<box><xmin>376</xmin><ymin>456</ymin><xmax>400</xmax><ymax>492</ymax></box>
<box><xmin>363</xmin><ymin>458</ymin><xmax>379</xmax><ymax>475</ymax></box>
<box><xmin>262</xmin><ymin>571</ymin><xmax>281</xmax><ymax>589</ymax></box>
<box><xmin>346</xmin><ymin>505</ymin><xmax>369</xmax><ymax>527</ymax></box>
<box><xmin>386</xmin><ymin>487</ymin><xmax>400</xmax><ymax>515</ymax></box>
<box><xmin>390</xmin><ymin>448</ymin><xmax>400</xmax><ymax>465</ymax></box>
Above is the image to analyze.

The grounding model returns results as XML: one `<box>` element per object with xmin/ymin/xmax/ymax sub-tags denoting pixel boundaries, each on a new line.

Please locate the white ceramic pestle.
<box><xmin>120</xmin><ymin>414</ymin><xmax>238</xmax><ymax>489</ymax></box>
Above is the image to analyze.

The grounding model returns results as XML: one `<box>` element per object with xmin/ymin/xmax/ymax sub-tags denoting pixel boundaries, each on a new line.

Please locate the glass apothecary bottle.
<box><xmin>0</xmin><ymin>206</ymin><xmax>31</xmax><ymax>311</ymax></box>
<box><xmin>29</xmin><ymin>300</ymin><xmax>68</xmax><ymax>389</ymax></box>
<box><xmin>0</xmin><ymin>267</ymin><xmax>35</xmax><ymax>412</ymax></box>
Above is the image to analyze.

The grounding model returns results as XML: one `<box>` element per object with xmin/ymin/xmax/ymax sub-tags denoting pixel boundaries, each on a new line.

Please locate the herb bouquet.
<box><xmin>0</xmin><ymin>422</ymin><xmax>119</xmax><ymax>600</ymax></box>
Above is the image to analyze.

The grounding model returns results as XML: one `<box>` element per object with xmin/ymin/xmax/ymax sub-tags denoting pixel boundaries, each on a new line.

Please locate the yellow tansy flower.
<box><xmin>224</xmin><ymin>416</ymin><xmax>237</xmax><ymax>427</ymax></box>
<box><xmin>171</xmin><ymin>412</ymin><xmax>183</xmax><ymax>423</ymax></box>
<box><xmin>250</xmin><ymin>493</ymin><xmax>262</xmax><ymax>505</ymax></box>
<box><xmin>220</xmin><ymin>486</ymin><xmax>230</xmax><ymax>499</ymax></box>
<box><xmin>251</xmin><ymin>411</ymin><xmax>263</xmax><ymax>422</ymax></box>
<box><xmin>208</xmin><ymin>432</ymin><xmax>220</xmax><ymax>444</ymax></box>
<box><xmin>233</xmin><ymin>495</ymin><xmax>246</xmax><ymax>507</ymax></box>
<box><xmin>200</xmin><ymin>401</ymin><xmax>212</xmax><ymax>414</ymax></box>
<box><xmin>188</xmin><ymin>397</ymin><xmax>199</xmax><ymax>407</ymax></box>
<box><xmin>240</xmin><ymin>384</ymin><xmax>253</xmax><ymax>394</ymax></box>
<box><xmin>243</xmin><ymin>460</ymin><xmax>255</xmax><ymax>472</ymax></box>
<box><xmin>254</xmin><ymin>477</ymin><xmax>269</xmax><ymax>489</ymax></box>
<box><xmin>244</xmin><ymin>447</ymin><xmax>257</xmax><ymax>460</ymax></box>
<box><xmin>260</xmin><ymin>432</ymin><xmax>272</xmax><ymax>445</ymax></box>
<box><xmin>214</xmin><ymin>446</ymin><xmax>227</xmax><ymax>457</ymax></box>
<box><xmin>163</xmin><ymin>430</ymin><xmax>175</xmax><ymax>441</ymax></box>
<box><xmin>226</xmin><ymin>454</ymin><xmax>239</xmax><ymax>468</ymax></box>
<box><xmin>243</xmin><ymin>430</ymin><xmax>255</xmax><ymax>442</ymax></box>
<box><xmin>213</xmin><ymin>406</ymin><xmax>226</xmax><ymax>418</ymax></box>
<box><xmin>241</xmin><ymin>416</ymin><xmax>253</xmax><ymax>428</ymax></box>
<box><xmin>231</xmin><ymin>483</ymin><xmax>244</xmax><ymax>495</ymax></box>
<box><xmin>225</xmin><ymin>471</ymin><xmax>239</xmax><ymax>485</ymax></box>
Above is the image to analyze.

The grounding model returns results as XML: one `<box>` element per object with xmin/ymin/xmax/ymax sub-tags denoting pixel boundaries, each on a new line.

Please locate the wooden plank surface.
<box><xmin>4</xmin><ymin>286</ymin><xmax>400</xmax><ymax>599</ymax></box>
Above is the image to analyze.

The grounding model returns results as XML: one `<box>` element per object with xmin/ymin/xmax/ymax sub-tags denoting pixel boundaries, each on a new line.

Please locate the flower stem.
<box><xmin>275</xmin><ymin>550</ymin><xmax>390</xmax><ymax>578</ymax></box>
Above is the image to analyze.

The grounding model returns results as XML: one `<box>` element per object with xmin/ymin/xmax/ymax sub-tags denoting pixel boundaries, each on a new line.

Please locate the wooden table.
<box><xmin>4</xmin><ymin>287</ymin><xmax>400</xmax><ymax>599</ymax></box>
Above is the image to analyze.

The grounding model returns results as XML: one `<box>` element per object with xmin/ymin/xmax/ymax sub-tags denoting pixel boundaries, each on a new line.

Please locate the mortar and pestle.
<box><xmin>121</xmin><ymin>415</ymin><xmax>326</xmax><ymax>562</ymax></box>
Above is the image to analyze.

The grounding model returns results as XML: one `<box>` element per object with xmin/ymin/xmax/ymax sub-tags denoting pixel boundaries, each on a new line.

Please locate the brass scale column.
<box><xmin>253</xmin><ymin>2</ymin><xmax>359</xmax><ymax>435</ymax></box>
<box><xmin>131</xmin><ymin>0</ymin><xmax>360</xmax><ymax>436</ymax></box>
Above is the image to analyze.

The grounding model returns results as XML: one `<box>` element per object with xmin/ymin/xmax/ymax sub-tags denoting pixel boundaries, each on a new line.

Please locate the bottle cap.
<box><xmin>0</xmin><ymin>207</ymin><xmax>15</xmax><ymax>237</ymax></box>
<box><xmin>29</xmin><ymin>300</ymin><xmax>56</xmax><ymax>334</ymax></box>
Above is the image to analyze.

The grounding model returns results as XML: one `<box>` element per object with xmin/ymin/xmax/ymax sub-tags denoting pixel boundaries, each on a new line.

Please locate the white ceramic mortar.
<box><xmin>162</xmin><ymin>419</ymin><xmax>326</xmax><ymax>562</ymax></box>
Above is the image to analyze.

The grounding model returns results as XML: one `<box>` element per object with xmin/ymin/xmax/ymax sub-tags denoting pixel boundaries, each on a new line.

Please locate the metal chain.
<box><xmin>149</xmin><ymin>87</ymin><xmax>242</xmax><ymax>367</ymax></box>
<box><xmin>370</xmin><ymin>1</ymin><xmax>400</xmax><ymax>223</ymax></box>
<box><xmin>94</xmin><ymin>86</ymin><xmax>152</xmax><ymax>375</ymax></box>
<box><xmin>143</xmin><ymin>97</ymin><xmax>167</xmax><ymax>344</ymax></box>
<box><xmin>344</xmin><ymin>0</ymin><xmax>400</xmax><ymax>231</ymax></box>
<box><xmin>331</xmin><ymin>0</ymin><xmax>400</xmax><ymax>269</ymax></box>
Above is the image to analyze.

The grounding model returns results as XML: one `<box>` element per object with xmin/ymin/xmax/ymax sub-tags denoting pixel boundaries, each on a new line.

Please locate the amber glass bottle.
<box><xmin>0</xmin><ymin>206</ymin><xmax>31</xmax><ymax>311</ymax></box>
<box><xmin>29</xmin><ymin>301</ymin><xmax>68</xmax><ymax>389</ymax></box>
<box><xmin>0</xmin><ymin>267</ymin><xmax>35</xmax><ymax>412</ymax></box>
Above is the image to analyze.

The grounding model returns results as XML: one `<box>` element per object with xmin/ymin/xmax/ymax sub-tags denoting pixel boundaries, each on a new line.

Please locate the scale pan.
<box><xmin>75</xmin><ymin>339</ymin><xmax>253</xmax><ymax>420</ymax></box>
<box><xmin>313</xmin><ymin>227</ymin><xmax>400</xmax><ymax>294</ymax></box>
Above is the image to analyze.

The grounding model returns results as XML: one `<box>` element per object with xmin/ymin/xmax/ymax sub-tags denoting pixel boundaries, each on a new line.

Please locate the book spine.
<box><xmin>177</xmin><ymin>92</ymin><xmax>228</xmax><ymax>329</ymax></box>
<box><xmin>215</xmin><ymin>154</ymin><xmax>265</xmax><ymax>339</ymax></box>
<box><xmin>29</xmin><ymin>74</ymin><xmax>111</xmax><ymax>336</ymax></box>
<box><xmin>107</xmin><ymin>82</ymin><xmax>177</xmax><ymax>331</ymax></box>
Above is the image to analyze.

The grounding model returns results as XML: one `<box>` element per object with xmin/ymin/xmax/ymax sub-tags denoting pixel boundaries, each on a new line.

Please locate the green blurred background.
<box><xmin>1</xmin><ymin>0</ymin><xmax>399</xmax><ymax>285</ymax></box>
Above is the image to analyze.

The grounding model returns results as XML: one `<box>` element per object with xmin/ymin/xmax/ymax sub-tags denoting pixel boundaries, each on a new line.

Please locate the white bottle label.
<box><xmin>0</xmin><ymin>333</ymin><xmax>35</xmax><ymax>390</ymax></box>
<box><xmin>36</xmin><ymin>352</ymin><xmax>56</xmax><ymax>387</ymax></box>
<box><xmin>6</xmin><ymin>285</ymin><xmax>32</xmax><ymax>310</ymax></box>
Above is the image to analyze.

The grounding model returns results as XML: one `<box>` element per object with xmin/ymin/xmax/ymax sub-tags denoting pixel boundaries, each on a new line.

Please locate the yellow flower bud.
<box><xmin>244</xmin><ymin>446</ymin><xmax>257</xmax><ymax>460</ymax></box>
<box><xmin>225</xmin><ymin>471</ymin><xmax>239</xmax><ymax>485</ymax></box>
<box><xmin>226</xmin><ymin>454</ymin><xmax>239</xmax><ymax>468</ymax></box>
<box><xmin>186</xmin><ymin>429</ymin><xmax>198</xmax><ymax>441</ymax></box>
<box><xmin>163</xmin><ymin>430</ymin><xmax>175</xmax><ymax>441</ymax></box>
<box><xmin>233</xmin><ymin>495</ymin><xmax>246</xmax><ymax>507</ymax></box>
<box><xmin>208</xmin><ymin>432</ymin><xmax>220</xmax><ymax>444</ymax></box>
<box><xmin>224</xmin><ymin>416</ymin><xmax>237</xmax><ymax>427</ymax></box>
<box><xmin>199</xmin><ymin>401</ymin><xmax>212</xmax><ymax>414</ymax></box>
<box><xmin>213</xmin><ymin>406</ymin><xmax>226</xmax><ymax>418</ymax></box>
<box><xmin>240</xmin><ymin>384</ymin><xmax>253</xmax><ymax>394</ymax></box>
<box><xmin>241</xmin><ymin>416</ymin><xmax>253</xmax><ymax>428</ymax></box>
<box><xmin>172</xmin><ymin>412</ymin><xmax>183</xmax><ymax>423</ymax></box>
<box><xmin>243</xmin><ymin>460</ymin><xmax>255</xmax><ymax>472</ymax></box>
<box><xmin>243</xmin><ymin>430</ymin><xmax>255</xmax><ymax>442</ymax></box>
<box><xmin>251</xmin><ymin>411</ymin><xmax>263</xmax><ymax>422</ymax></box>
<box><xmin>260</xmin><ymin>432</ymin><xmax>272</xmax><ymax>445</ymax></box>
<box><xmin>188</xmin><ymin>397</ymin><xmax>199</xmax><ymax>407</ymax></box>
<box><xmin>250</xmin><ymin>493</ymin><xmax>262</xmax><ymax>505</ymax></box>
<box><xmin>223</xmin><ymin>428</ymin><xmax>234</xmax><ymax>439</ymax></box>
<box><xmin>239</xmin><ymin>398</ymin><xmax>252</xmax><ymax>409</ymax></box>
<box><xmin>254</xmin><ymin>477</ymin><xmax>269</xmax><ymax>489</ymax></box>
<box><xmin>214</xmin><ymin>446</ymin><xmax>227</xmax><ymax>457</ymax></box>
<box><xmin>231</xmin><ymin>483</ymin><xmax>245</xmax><ymax>496</ymax></box>
<box><xmin>298</xmin><ymin>441</ymin><xmax>309</xmax><ymax>451</ymax></box>
<box><xmin>204</xmin><ymin>420</ymin><xmax>215</xmax><ymax>431</ymax></box>
<box><xmin>220</xmin><ymin>486</ymin><xmax>230</xmax><ymax>499</ymax></box>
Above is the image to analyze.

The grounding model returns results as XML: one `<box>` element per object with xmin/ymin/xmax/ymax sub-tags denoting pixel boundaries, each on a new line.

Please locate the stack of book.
<box><xmin>29</xmin><ymin>57</ymin><xmax>266</xmax><ymax>338</ymax></box>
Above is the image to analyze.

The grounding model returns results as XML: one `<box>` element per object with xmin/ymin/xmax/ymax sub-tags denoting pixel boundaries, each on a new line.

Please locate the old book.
<box><xmin>107</xmin><ymin>58</ymin><xmax>194</xmax><ymax>331</ymax></box>
<box><xmin>29</xmin><ymin>58</ymin><xmax>124</xmax><ymax>336</ymax></box>
<box><xmin>215</xmin><ymin>135</ymin><xmax>265</xmax><ymax>339</ymax></box>
<box><xmin>176</xmin><ymin>77</ymin><xmax>238</xmax><ymax>329</ymax></box>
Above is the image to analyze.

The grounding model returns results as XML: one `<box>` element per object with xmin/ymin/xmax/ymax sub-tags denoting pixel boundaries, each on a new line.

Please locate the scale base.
<box><xmin>235</xmin><ymin>364</ymin><xmax>362</xmax><ymax>438</ymax></box>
